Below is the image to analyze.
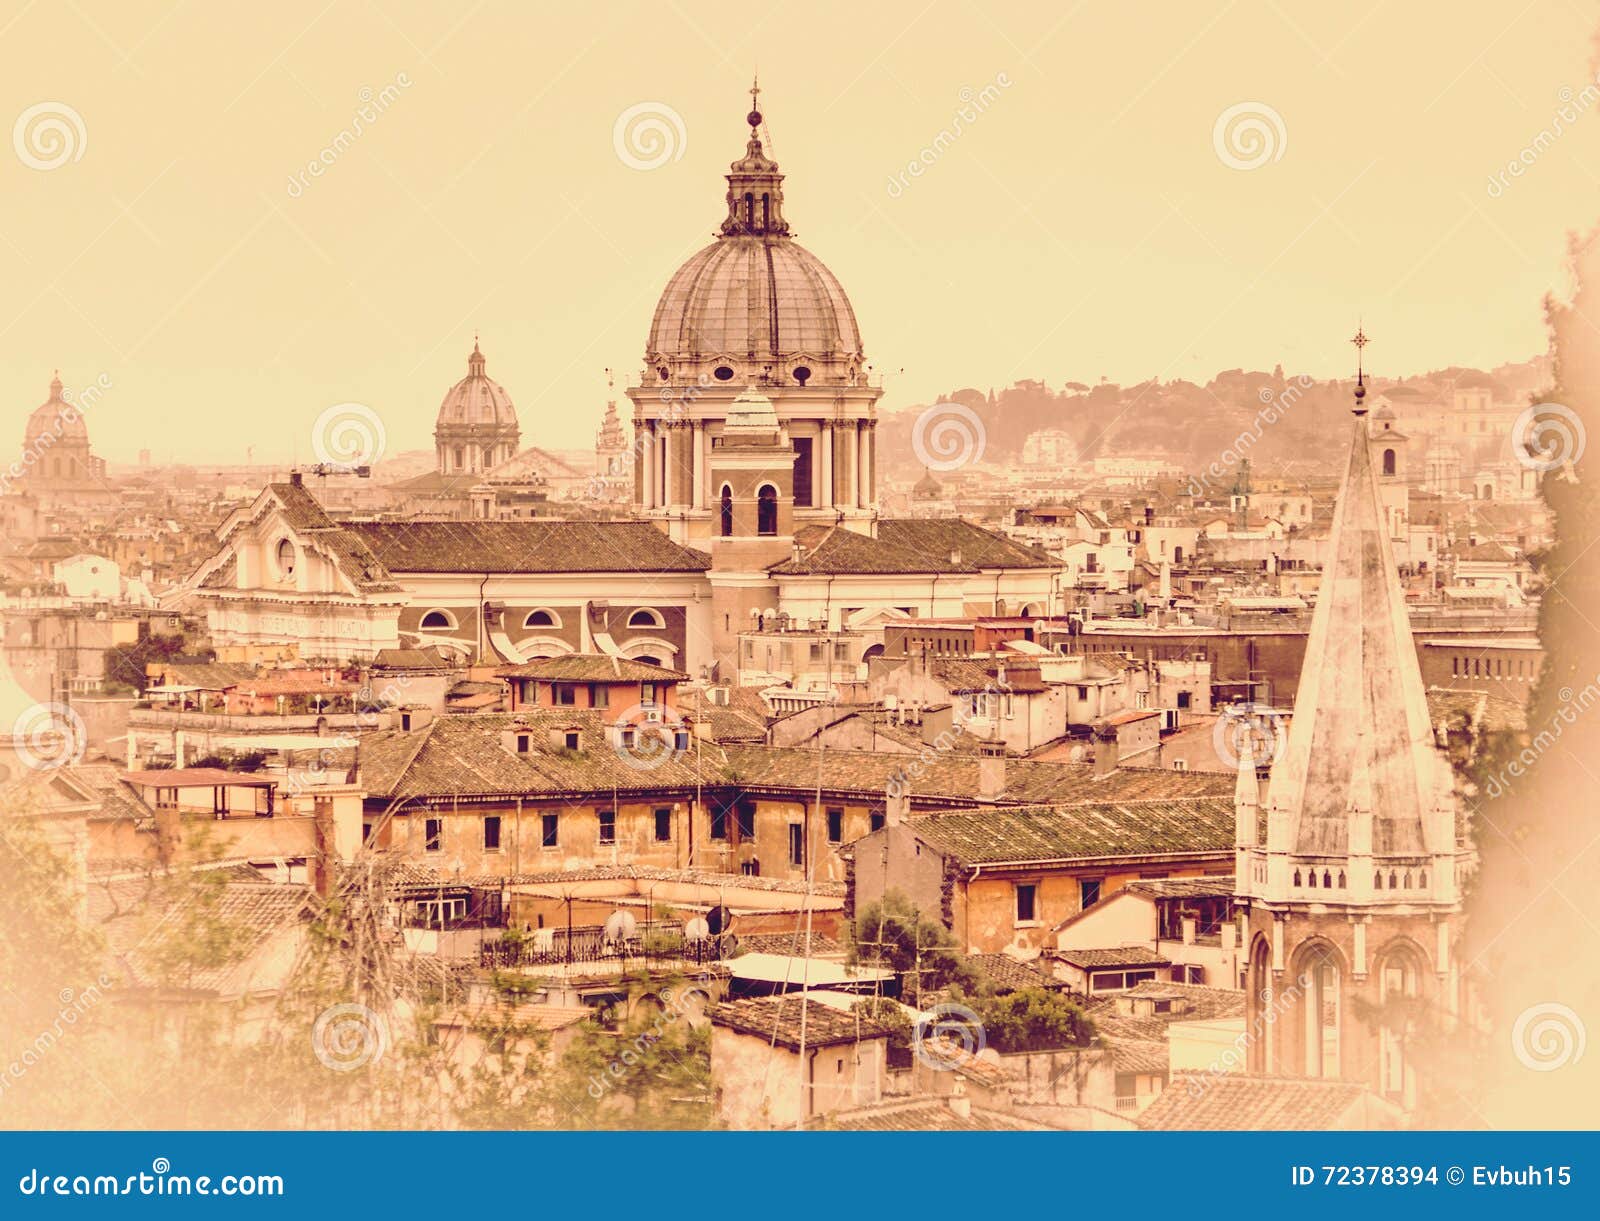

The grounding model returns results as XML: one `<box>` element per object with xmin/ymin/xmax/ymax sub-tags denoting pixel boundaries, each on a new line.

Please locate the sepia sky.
<box><xmin>2</xmin><ymin>0</ymin><xmax>1598</xmax><ymax>465</ymax></box>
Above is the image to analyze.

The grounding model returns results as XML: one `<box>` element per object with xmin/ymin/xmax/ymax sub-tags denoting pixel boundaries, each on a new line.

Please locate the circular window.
<box><xmin>793</xmin><ymin>366</ymin><xmax>811</xmax><ymax>385</ymax></box>
<box><xmin>713</xmin><ymin>365</ymin><xmax>735</xmax><ymax>382</ymax></box>
<box><xmin>657</xmin><ymin>366</ymin><xmax>670</xmax><ymax>381</ymax></box>
<box><xmin>276</xmin><ymin>538</ymin><xmax>296</xmax><ymax>577</ymax></box>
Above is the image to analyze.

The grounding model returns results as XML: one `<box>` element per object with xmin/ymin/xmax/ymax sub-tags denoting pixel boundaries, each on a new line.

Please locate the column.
<box><xmin>641</xmin><ymin>423</ymin><xmax>656</xmax><ymax>507</ymax></box>
<box><xmin>633</xmin><ymin>424</ymin><xmax>646</xmax><ymax>507</ymax></box>
<box><xmin>661</xmin><ymin>424</ymin><xmax>675</xmax><ymax>507</ymax></box>
<box><xmin>856</xmin><ymin>422</ymin><xmax>870</xmax><ymax>509</ymax></box>
<box><xmin>819</xmin><ymin>422</ymin><xmax>833</xmax><ymax>508</ymax></box>
<box><xmin>864</xmin><ymin>422</ymin><xmax>876</xmax><ymax>508</ymax></box>
<box><xmin>691</xmin><ymin>422</ymin><xmax>705</xmax><ymax>509</ymax></box>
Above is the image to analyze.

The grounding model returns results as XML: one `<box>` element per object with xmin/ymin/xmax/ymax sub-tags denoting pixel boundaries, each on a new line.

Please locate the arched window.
<box><xmin>275</xmin><ymin>538</ymin><xmax>297</xmax><ymax>578</ymax></box>
<box><xmin>1247</xmin><ymin>937</ymin><xmax>1273</xmax><ymax>1073</ymax></box>
<box><xmin>482</xmin><ymin>446</ymin><xmax>495</xmax><ymax>470</ymax></box>
<box><xmin>627</xmin><ymin>607</ymin><xmax>664</xmax><ymax>630</ymax></box>
<box><xmin>1374</xmin><ymin>871</ymin><xmax>1384</xmax><ymax>890</ymax></box>
<box><xmin>757</xmin><ymin>484</ymin><xmax>778</xmax><ymax>536</ymax></box>
<box><xmin>524</xmin><ymin>609</ymin><xmax>560</xmax><ymax>629</ymax></box>
<box><xmin>420</xmin><ymin>609</ymin><xmax>455</xmax><ymax>631</ymax></box>
<box><xmin>719</xmin><ymin>484</ymin><xmax>734</xmax><ymax>537</ymax></box>
<box><xmin>1382</xmin><ymin>449</ymin><xmax>1396</xmax><ymax>477</ymax></box>
<box><xmin>744</xmin><ymin>193</ymin><xmax>754</xmax><ymax>227</ymax></box>
<box><xmin>1377</xmin><ymin>946</ymin><xmax>1424</xmax><ymax>1102</ymax></box>
<box><xmin>1173</xmin><ymin>545</ymin><xmax>1184</xmax><ymax>563</ymax></box>
<box><xmin>1295</xmin><ymin>944</ymin><xmax>1343</xmax><ymax>1079</ymax></box>
<box><xmin>452</xmin><ymin>446</ymin><xmax>465</xmax><ymax>470</ymax></box>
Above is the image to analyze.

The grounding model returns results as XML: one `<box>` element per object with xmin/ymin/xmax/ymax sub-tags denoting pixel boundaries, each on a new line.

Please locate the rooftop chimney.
<box><xmin>885</xmin><ymin>779</ymin><xmax>911</xmax><ymax>827</ymax></box>
<box><xmin>978</xmin><ymin>743</ymin><xmax>1006</xmax><ymax>801</ymax></box>
<box><xmin>1092</xmin><ymin>723</ymin><xmax>1119</xmax><ymax>777</ymax></box>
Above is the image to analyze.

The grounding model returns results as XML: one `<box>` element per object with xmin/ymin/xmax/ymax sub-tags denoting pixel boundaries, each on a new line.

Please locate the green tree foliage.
<box><xmin>972</xmin><ymin>988</ymin><xmax>1095</xmax><ymax>1054</ymax></box>
<box><xmin>848</xmin><ymin>890</ymin><xmax>977</xmax><ymax>1005</ymax></box>
<box><xmin>104</xmin><ymin>632</ymin><xmax>202</xmax><ymax>695</ymax></box>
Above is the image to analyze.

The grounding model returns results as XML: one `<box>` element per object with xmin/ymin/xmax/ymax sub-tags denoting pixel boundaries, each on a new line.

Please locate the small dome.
<box><xmin>435</xmin><ymin>342</ymin><xmax>519</xmax><ymax>431</ymax></box>
<box><xmin>913</xmin><ymin>469</ymin><xmax>943</xmax><ymax>498</ymax></box>
<box><xmin>24</xmin><ymin>373</ymin><xmax>89</xmax><ymax>447</ymax></box>
<box><xmin>723</xmin><ymin>386</ymin><xmax>779</xmax><ymax>435</ymax></box>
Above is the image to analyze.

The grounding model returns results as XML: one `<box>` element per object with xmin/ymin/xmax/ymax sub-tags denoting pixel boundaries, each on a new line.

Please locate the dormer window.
<box><xmin>515</xmin><ymin>733</ymin><xmax>531</xmax><ymax>753</ymax></box>
<box><xmin>564</xmin><ymin>730</ymin><xmax>581</xmax><ymax>751</ymax></box>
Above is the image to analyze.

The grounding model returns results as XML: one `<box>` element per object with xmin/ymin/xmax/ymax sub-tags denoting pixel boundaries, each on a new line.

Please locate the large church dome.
<box><xmin>643</xmin><ymin>88</ymin><xmax>866</xmax><ymax>388</ymax></box>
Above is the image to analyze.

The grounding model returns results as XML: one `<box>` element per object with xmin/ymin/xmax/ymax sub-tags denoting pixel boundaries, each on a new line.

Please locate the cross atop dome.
<box><xmin>720</xmin><ymin>77</ymin><xmax>789</xmax><ymax>238</ymax></box>
<box><xmin>1350</xmin><ymin>325</ymin><xmax>1370</xmax><ymax>414</ymax></box>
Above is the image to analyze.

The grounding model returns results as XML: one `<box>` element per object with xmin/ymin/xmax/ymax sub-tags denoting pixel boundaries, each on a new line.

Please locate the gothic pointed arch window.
<box><xmin>1247</xmin><ymin>936</ymin><xmax>1274</xmax><ymax>1074</ymax></box>
<box><xmin>1376</xmin><ymin>943</ymin><xmax>1425</xmax><ymax>1104</ymax></box>
<box><xmin>757</xmin><ymin>483</ymin><xmax>778</xmax><ymax>536</ymax></box>
<box><xmin>719</xmin><ymin>484</ymin><xmax>734</xmax><ymax>537</ymax></box>
<box><xmin>1293</xmin><ymin>942</ymin><xmax>1344</xmax><ymax>1079</ymax></box>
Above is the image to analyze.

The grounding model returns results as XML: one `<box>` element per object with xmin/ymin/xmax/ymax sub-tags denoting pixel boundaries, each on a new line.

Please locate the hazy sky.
<box><xmin>2</xmin><ymin>0</ymin><xmax>1597</xmax><ymax>465</ymax></box>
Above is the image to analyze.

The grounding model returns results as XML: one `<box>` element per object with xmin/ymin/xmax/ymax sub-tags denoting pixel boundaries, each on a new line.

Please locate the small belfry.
<box><xmin>1235</xmin><ymin>329</ymin><xmax>1468</xmax><ymax>1106</ymax></box>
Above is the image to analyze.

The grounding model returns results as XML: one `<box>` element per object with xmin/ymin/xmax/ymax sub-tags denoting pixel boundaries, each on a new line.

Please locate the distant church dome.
<box><xmin>644</xmin><ymin>85</ymin><xmax>865</xmax><ymax>387</ymax></box>
<box><xmin>436</xmin><ymin>340</ymin><xmax>519</xmax><ymax>430</ymax></box>
<box><xmin>25</xmin><ymin>373</ymin><xmax>89</xmax><ymax>445</ymax></box>
<box><xmin>913</xmin><ymin>468</ymin><xmax>943</xmax><ymax>500</ymax></box>
<box><xmin>433</xmin><ymin>340</ymin><xmax>521</xmax><ymax>476</ymax></box>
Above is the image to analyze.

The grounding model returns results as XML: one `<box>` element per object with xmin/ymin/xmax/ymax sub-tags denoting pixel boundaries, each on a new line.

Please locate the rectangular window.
<box><xmin>591</xmin><ymin>683</ymin><xmax>609</xmax><ymax>709</ymax></box>
<box><xmin>564</xmin><ymin>731</ymin><xmax>580</xmax><ymax>750</ymax></box>
<box><xmin>424</xmin><ymin>818</ymin><xmax>442</xmax><ymax>853</ymax></box>
<box><xmin>541</xmin><ymin>813</ymin><xmax>559</xmax><ymax>848</ymax></box>
<box><xmin>515</xmin><ymin>733</ymin><xmax>531</xmax><ymax>753</ymax></box>
<box><xmin>1015</xmin><ymin>883</ymin><xmax>1037</xmax><ymax>923</ymax></box>
<box><xmin>1177</xmin><ymin>690</ymin><xmax>1191</xmax><ymax>709</ymax></box>
<box><xmin>826</xmin><ymin>807</ymin><xmax>843</xmax><ymax>843</ymax></box>
<box><xmin>735</xmin><ymin>802</ymin><xmax>756</xmax><ymax>840</ymax></box>
<box><xmin>788</xmin><ymin>824</ymin><xmax>804</xmax><ymax>867</ymax></box>
<box><xmin>869</xmin><ymin>811</ymin><xmax>885</xmax><ymax>832</ymax></box>
<box><xmin>642</xmin><ymin>682</ymin><xmax>658</xmax><ymax>706</ymax></box>
<box><xmin>654</xmin><ymin>807</ymin><xmax>672</xmax><ymax>842</ymax></box>
<box><xmin>1080</xmin><ymin>878</ymin><xmax>1102</xmax><ymax>909</ymax></box>
<box><xmin>598</xmin><ymin>809</ymin><xmax>616</xmax><ymax>845</ymax></box>
<box><xmin>483</xmin><ymin>815</ymin><xmax>502</xmax><ymax>852</ymax></box>
<box><xmin>555</xmin><ymin>684</ymin><xmax>576</xmax><ymax>706</ymax></box>
<box><xmin>710</xmin><ymin>802</ymin><xmax>728</xmax><ymax>840</ymax></box>
<box><xmin>792</xmin><ymin>436</ymin><xmax>813</xmax><ymax>508</ymax></box>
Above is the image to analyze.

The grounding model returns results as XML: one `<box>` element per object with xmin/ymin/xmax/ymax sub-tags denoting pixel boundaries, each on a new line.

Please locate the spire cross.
<box><xmin>1351</xmin><ymin>326</ymin><xmax>1368</xmax><ymax>384</ymax></box>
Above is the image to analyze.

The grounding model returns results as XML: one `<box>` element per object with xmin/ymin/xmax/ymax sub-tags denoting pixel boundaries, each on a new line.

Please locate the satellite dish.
<box><xmin>603</xmin><ymin>910</ymin><xmax>638</xmax><ymax>942</ymax></box>
<box><xmin>684</xmin><ymin>916</ymin><xmax>711</xmax><ymax>941</ymax></box>
<box><xmin>705</xmin><ymin>905</ymin><xmax>733</xmax><ymax>936</ymax></box>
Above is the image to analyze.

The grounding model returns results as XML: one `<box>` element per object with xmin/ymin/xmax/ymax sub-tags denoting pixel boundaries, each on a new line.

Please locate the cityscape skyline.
<box><xmin>3</xmin><ymin>0</ymin><xmax>1593</xmax><ymax>464</ymax></box>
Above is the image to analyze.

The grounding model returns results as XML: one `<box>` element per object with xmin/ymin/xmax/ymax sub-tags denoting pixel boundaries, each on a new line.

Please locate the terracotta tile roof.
<box><xmin>721</xmin><ymin>747</ymin><xmax>1233</xmax><ymax>806</ymax></box>
<box><xmin>732</xmin><ymin>931</ymin><xmax>844</xmax><ymax>957</ymax></box>
<box><xmin>1119</xmin><ymin>980</ymin><xmax>1246</xmax><ymax>1020</ymax></box>
<box><xmin>150</xmin><ymin>662</ymin><xmax>259</xmax><ymax>691</ymax></box>
<box><xmin>372</xmin><ymin>647</ymin><xmax>456</xmax><ymax>670</ymax></box>
<box><xmin>768</xmin><ymin>523</ymin><xmax>976</xmax><ymax>576</ymax></box>
<box><xmin>1055</xmin><ymin>945</ymin><xmax>1172</xmax><ymax>969</ymax></box>
<box><xmin>358</xmin><ymin>710</ymin><xmax>708</xmax><ymax>800</ymax></box>
<box><xmin>1137</xmin><ymin>1073</ymin><xmax>1397</xmax><ymax>1130</ymax></box>
<box><xmin>712</xmin><ymin>995</ymin><xmax>891</xmax><ymax>1050</ymax></box>
<box><xmin>1125</xmin><ymin>875</ymin><xmax>1237</xmax><ymax>900</ymax></box>
<box><xmin>345</xmin><ymin>519</ymin><xmax>711</xmax><ymax>574</ymax></box>
<box><xmin>899</xmin><ymin>797</ymin><xmax>1236</xmax><ymax>867</ymax></box>
<box><xmin>879</xmin><ymin>518</ymin><xmax>1057</xmax><ymax>569</ymax></box>
<box><xmin>1107</xmin><ymin>1039</ymin><xmax>1169</xmax><ymax>1074</ymax></box>
<box><xmin>930</xmin><ymin>658</ymin><xmax>1048</xmax><ymax>694</ymax></box>
<box><xmin>967</xmin><ymin>952</ymin><xmax>1062</xmax><ymax>993</ymax></box>
<box><xmin>496</xmin><ymin>654</ymin><xmax>688</xmax><ymax>682</ymax></box>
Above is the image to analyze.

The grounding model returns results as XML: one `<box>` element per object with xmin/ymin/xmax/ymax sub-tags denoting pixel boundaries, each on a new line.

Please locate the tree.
<box><xmin>973</xmin><ymin>988</ymin><xmax>1094</xmax><ymax>1054</ymax></box>
<box><xmin>848</xmin><ymin>890</ymin><xmax>977</xmax><ymax>1006</ymax></box>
